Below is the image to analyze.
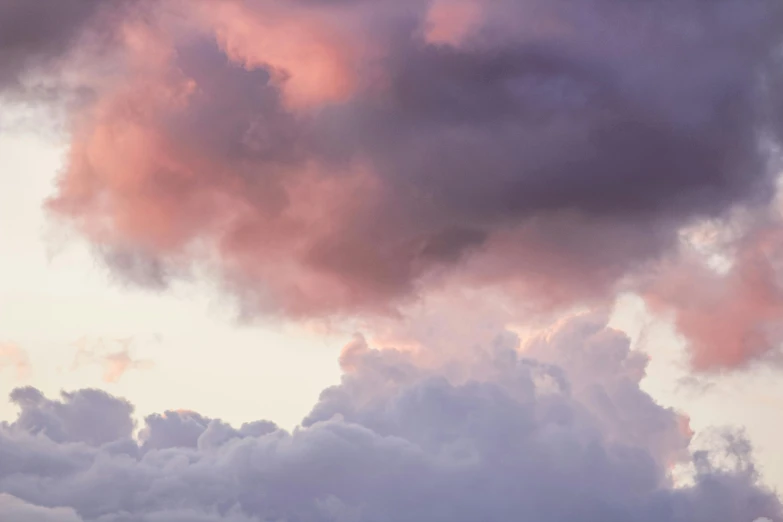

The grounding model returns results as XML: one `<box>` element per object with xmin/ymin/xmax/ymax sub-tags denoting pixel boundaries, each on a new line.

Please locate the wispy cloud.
<box><xmin>70</xmin><ymin>337</ymin><xmax>154</xmax><ymax>383</ymax></box>
<box><xmin>0</xmin><ymin>343</ymin><xmax>31</xmax><ymax>382</ymax></box>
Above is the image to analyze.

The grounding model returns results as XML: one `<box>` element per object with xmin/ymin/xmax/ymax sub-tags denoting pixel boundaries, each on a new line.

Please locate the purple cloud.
<box><xmin>0</xmin><ymin>315</ymin><xmax>778</xmax><ymax>521</ymax></box>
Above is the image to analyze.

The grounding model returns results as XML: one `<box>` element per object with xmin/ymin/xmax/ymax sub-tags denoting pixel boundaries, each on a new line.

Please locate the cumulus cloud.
<box><xmin>3</xmin><ymin>387</ymin><xmax>135</xmax><ymax>446</ymax></box>
<box><xmin>0</xmin><ymin>315</ymin><xmax>779</xmax><ymax>521</ymax></box>
<box><xmin>138</xmin><ymin>409</ymin><xmax>277</xmax><ymax>453</ymax></box>
<box><xmin>4</xmin><ymin>1</ymin><xmax>783</xmax><ymax>367</ymax></box>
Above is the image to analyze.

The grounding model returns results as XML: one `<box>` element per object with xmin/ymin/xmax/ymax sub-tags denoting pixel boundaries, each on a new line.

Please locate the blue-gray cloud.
<box><xmin>0</xmin><ymin>315</ymin><xmax>778</xmax><ymax>521</ymax></box>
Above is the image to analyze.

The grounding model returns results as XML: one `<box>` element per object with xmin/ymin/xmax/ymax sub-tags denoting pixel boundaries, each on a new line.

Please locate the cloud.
<box><xmin>0</xmin><ymin>0</ymin><xmax>143</xmax><ymax>98</ymax></box>
<box><xmin>71</xmin><ymin>338</ymin><xmax>154</xmax><ymax>383</ymax></box>
<box><xmin>138</xmin><ymin>410</ymin><xmax>277</xmax><ymax>452</ymax></box>
<box><xmin>2</xmin><ymin>0</ymin><xmax>782</xmax><ymax>370</ymax></box>
<box><xmin>0</xmin><ymin>315</ymin><xmax>779</xmax><ymax>521</ymax></box>
<box><xmin>3</xmin><ymin>387</ymin><xmax>135</xmax><ymax>446</ymax></box>
<box><xmin>0</xmin><ymin>494</ymin><xmax>82</xmax><ymax>522</ymax></box>
<box><xmin>8</xmin><ymin>0</ymin><xmax>772</xmax><ymax>332</ymax></box>
<box><xmin>645</xmin><ymin>221</ymin><xmax>783</xmax><ymax>371</ymax></box>
<box><xmin>0</xmin><ymin>343</ymin><xmax>31</xmax><ymax>381</ymax></box>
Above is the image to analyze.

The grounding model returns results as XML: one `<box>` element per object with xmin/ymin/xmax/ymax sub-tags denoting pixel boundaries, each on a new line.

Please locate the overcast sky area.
<box><xmin>2</xmin><ymin>0</ymin><xmax>783</xmax><ymax>521</ymax></box>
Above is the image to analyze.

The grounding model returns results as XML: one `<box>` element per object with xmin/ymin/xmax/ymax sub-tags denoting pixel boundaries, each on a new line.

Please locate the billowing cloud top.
<box><xmin>4</xmin><ymin>0</ymin><xmax>783</xmax><ymax>369</ymax></box>
<box><xmin>0</xmin><ymin>315</ymin><xmax>779</xmax><ymax>521</ymax></box>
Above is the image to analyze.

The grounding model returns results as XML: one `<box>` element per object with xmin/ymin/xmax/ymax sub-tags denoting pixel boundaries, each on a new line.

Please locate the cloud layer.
<box><xmin>5</xmin><ymin>0</ymin><xmax>783</xmax><ymax>367</ymax></box>
<box><xmin>0</xmin><ymin>314</ymin><xmax>779</xmax><ymax>521</ymax></box>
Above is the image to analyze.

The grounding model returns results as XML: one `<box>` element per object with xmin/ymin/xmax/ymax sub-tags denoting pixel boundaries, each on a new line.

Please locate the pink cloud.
<box><xmin>424</xmin><ymin>0</ymin><xmax>483</xmax><ymax>46</ymax></box>
<box><xmin>71</xmin><ymin>337</ymin><xmax>154</xmax><ymax>383</ymax></box>
<box><xmin>0</xmin><ymin>343</ymin><xmax>31</xmax><ymax>382</ymax></box>
<box><xmin>645</xmin><ymin>225</ymin><xmax>783</xmax><ymax>371</ymax></box>
<box><xmin>4</xmin><ymin>0</ymin><xmax>782</xmax><ymax>369</ymax></box>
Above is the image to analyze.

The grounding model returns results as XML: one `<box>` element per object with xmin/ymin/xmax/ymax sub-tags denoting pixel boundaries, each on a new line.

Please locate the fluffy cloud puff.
<box><xmin>0</xmin><ymin>314</ymin><xmax>779</xmax><ymax>521</ymax></box>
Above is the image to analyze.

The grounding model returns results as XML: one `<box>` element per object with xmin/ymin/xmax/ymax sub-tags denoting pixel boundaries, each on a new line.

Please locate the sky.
<box><xmin>2</xmin><ymin>0</ymin><xmax>783</xmax><ymax>521</ymax></box>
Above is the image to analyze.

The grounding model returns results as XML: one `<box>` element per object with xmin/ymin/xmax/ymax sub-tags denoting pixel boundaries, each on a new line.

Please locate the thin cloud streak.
<box><xmin>71</xmin><ymin>337</ymin><xmax>154</xmax><ymax>383</ymax></box>
<box><xmin>0</xmin><ymin>343</ymin><xmax>31</xmax><ymax>382</ymax></box>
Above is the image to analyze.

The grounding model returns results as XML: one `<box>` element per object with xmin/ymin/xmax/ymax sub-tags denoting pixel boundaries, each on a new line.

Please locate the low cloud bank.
<box><xmin>0</xmin><ymin>315</ymin><xmax>778</xmax><ymax>521</ymax></box>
